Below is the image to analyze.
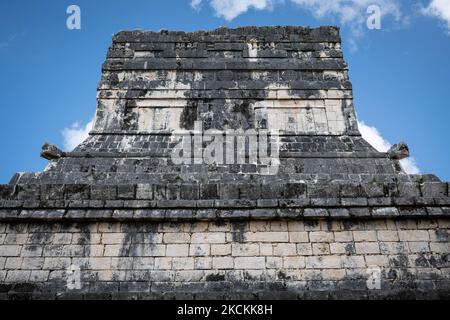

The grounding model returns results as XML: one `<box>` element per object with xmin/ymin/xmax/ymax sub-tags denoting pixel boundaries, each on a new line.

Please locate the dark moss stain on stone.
<box><xmin>24</xmin><ymin>245</ymin><xmax>39</xmax><ymax>252</ymax></box>
<box><xmin>338</xmin><ymin>277</ymin><xmax>367</xmax><ymax>291</ymax></box>
<box><xmin>118</xmin><ymin>231</ymin><xmax>133</xmax><ymax>258</ymax></box>
<box><xmin>435</xmin><ymin>229</ymin><xmax>450</xmax><ymax>241</ymax></box>
<box><xmin>109</xmin><ymin>73</ymin><xmax>119</xmax><ymax>86</ymax></box>
<box><xmin>6</xmin><ymin>223</ymin><xmax>27</xmax><ymax>233</ymax></box>
<box><xmin>345</xmin><ymin>243</ymin><xmax>355</xmax><ymax>255</ymax></box>
<box><xmin>396</xmin><ymin>271</ymin><xmax>417</xmax><ymax>290</ymax></box>
<box><xmin>205</xmin><ymin>273</ymin><xmax>225</xmax><ymax>282</ymax></box>
<box><xmin>0</xmin><ymin>284</ymin><xmax>13</xmax><ymax>293</ymax></box>
<box><xmin>243</xmin><ymin>271</ymin><xmax>258</xmax><ymax>281</ymax></box>
<box><xmin>28</xmin><ymin>232</ymin><xmax>52</xmax><ymax>245</ymax></box>
<box><xmin>277</xmin><ymin>271</ymin><xmax>291</xmax><ymax>280</ymax></box>
<box><xmin>211</xmin><ymin>221</ymin><xmax>227</xmax><ymax>229</ymax></box>
<box><xmin>304</xmin><ymin>220</ymin><xmax>319</xmax><ymax>229</ymax></box>
<box><xmin>232</xmin><ymin>100</ymin><xmax>254</xmax><ymax>130</ymax></box>
<box><xmin>342</xmin><ymin>220</ymin><xmax>362</xmax><ymax>231</ymax></box>
<box><xmin>415</xmin><ymin>255</ymin><xmax>432</xmax><ymax>268</ymax></box>
<box><xmin>76</xmin><ymin>231</ymin><xmax>91</xmax><ymax>246</ymax></box>
<box><xmin>415</xmin><ymin>253</ymin><xmax>448</xmax><ymax>268</ymax></box>
<box><xmin>180</xmin><ymin>101</ymin><xmax>198</xmax><ymax>130</ymax></box>
<box><xmin>389</xmin><ymin>254</ymin><xmax>409</xmax><ymax>268</ymax></box>
<box><xmin>137</xmin><ymin>89</ymin><xmax>147</xmax><ymax>98</ymax></box>
<box><xmin>185</xmin><ymin>93</ymin><xmax>265</xmax><ymax>131</ymax></box>
<box><xmin>382</xmin><ymin>268</ymin><xmax>417</xmax><ymax>290</ymax></box>
<box><xmin>123</xmin><ymin>103</ymin><xmax>139</xmax><ymax>131</ymax></box>
<box><xmin>120</xmin><ymin>223</ymin><xmax>159</xmax><ymax>260</ymax></box>
<box><xmin>231</xmin><ymin>222</ymin><xmax>247</xmax><ymax>243</ymax></box>
<box><xmin>28</xmin><ymin>222</ymin><xmax>53</xmax><ymax>233</ymax></box>
<box><xmin>11</xmin><ymin>283</ymin><xmax>37</xmax><ymax>294</ymax></box>
<box><xmin>342</xmin><ymin>221</ymin><xmax>353</xmax><ymax>231</ymax></box>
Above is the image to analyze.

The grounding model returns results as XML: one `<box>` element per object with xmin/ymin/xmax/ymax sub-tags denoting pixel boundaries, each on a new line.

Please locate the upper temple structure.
<box><xmin>14</xmin><ymin>26</ymin><xmax>402</xmax><ymax>185</ymax></box>
<box><xmin>0</xmin><ymin>26</ymin><xmax>449</xmax><ymax>300</ymax></box>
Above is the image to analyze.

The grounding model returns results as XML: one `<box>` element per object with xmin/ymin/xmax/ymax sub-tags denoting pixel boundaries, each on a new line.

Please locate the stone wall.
<box><xmin>2</xmin><ymin>26</ymin><xmax>449</xmax><ymax>300</ymax></box>
<box><xmin>1</xmin><ymin>218</ymin><xmax>449</xmax><ymax>299</ymax></box>
<box><xmin>97</xmin><ymin>26</ymin><xmax>356</xmax><ymax>136</ymax></box>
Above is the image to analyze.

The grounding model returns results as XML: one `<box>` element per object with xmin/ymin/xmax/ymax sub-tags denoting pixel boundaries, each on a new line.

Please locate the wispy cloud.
<box><xmin>192</xmin><ymin>0</ymin><xmax>402</xmax><ymax>27</ymax></box>
<box><xmin>190</xmin><ymin>0</ymin><xmax>203</xmax><ymax>11</ymax></box>
<box><xmin>0</xmin><ymin>34</ymin><xmax>18</xmax><ymax>51</ymax></box>
<box><xmin>421</xmin><ymin>0</ymin><xmax>450</xmax><ymax>34</ymax></box>
<box><xmin>358</xmin><ymin>121</ymin><xmax>420</xmax><ymax>174</ymax></box>
<box><xmin>62</xmin><ymin>119</ymin><xmax>94</xmax><ymax>151</ymax></box>
<box><xmin>290</xmin><ymin>0</ymin><xmax>402</xmax><ymax>28</ymax></box>
<box><xmin>291</xmin><ymin>0</ymin><xmax>403</xmax><ymax>51</ymax></box>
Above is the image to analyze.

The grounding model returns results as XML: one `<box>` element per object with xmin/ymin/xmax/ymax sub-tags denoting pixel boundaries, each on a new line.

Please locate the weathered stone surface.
<box><xmin>0</xmin><ymin>26</ymin><xmax>449</xmax><ymax>300</ymax></box>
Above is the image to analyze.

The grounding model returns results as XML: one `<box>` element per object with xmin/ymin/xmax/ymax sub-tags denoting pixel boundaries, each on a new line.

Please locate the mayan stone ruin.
<box><xmin>0</xmin><ymin>26</ymin><xmax>449</xmax><ymax>300</ymax></box>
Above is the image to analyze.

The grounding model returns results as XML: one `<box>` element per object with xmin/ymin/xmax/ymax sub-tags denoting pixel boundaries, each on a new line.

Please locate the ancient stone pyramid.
<box><xmin>0</xmin><ymin>26</ymin><xmax>448</xmax><ymax>300</ymax></box>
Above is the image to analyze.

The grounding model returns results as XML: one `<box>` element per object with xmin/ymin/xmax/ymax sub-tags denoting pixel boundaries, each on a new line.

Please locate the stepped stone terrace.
<box><xmin>0</xmin><ymin>26</ymin><xmax>449</xmax><ymax>300</ymax></box>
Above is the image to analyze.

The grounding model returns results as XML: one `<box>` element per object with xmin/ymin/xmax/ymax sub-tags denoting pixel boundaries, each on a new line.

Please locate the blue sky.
<box><xmin>0</xmin><ymin>0</ymin><xmax>449</xmax><ymax>183</ymax></box>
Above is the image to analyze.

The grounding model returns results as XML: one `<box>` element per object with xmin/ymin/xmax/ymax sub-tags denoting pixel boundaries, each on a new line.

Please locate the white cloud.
<box><xmin>422</xmin><ymin>0</ymin><xmax>450</xmax><ymax>34</ymax></box>
<box><xmin>358</xmin><ymin>120</ymin><xmax>391</xmax><ymax>152</ymax></box>
<box><xmin>400</xmin><ymin>157</ymin><xmax>420</xmax><ymax>175</ymax></box>
<box><xmin>208</xmin><ymin>0</ymin><xmax>275</xmax><ymax>21</ymax></box>
<box><xmin>358</xmin><ymin>121</ymin><xmax>420</xmax><ymax>174</ymax></box>
<box><xmin>291</xmin><ymin>0</ymin><xmax>401</xmax><ymax>25</ymax></box>
<box><xmin>194</xmin><ymin>0</ymin><xmax>402</xmax><ymax>28</ymax></box>
<box><xmin>190</xmin><ymin>0</ymin><xmax>203</xmax><ymax>11</ymax></box>
<box><xmin>62</xmin><ymin>119</ymin><xmax>94</xmax><ymax>151</ymax></box>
